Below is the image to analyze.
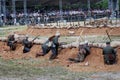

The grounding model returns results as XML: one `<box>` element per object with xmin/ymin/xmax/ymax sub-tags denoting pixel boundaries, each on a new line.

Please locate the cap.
<box><xmin>84</xmin><ymin>40</ymin><xmax>88</xmax><ymax>44</ymax></box>
<box><xmin>55</xmin><ymin>31</ymin><xmax>60</xmax><ymax>36</ymax></box>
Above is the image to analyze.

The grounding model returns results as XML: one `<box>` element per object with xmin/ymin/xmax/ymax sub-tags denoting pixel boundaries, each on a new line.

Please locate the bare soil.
<box><xmin>0</xmin><ymin>27</ymin><xmax>120</xmax><ymax>72</ymax></box>
<box><xmin>17</xmin><ymin>27</ymin><xmax>120</xmax><ymax>36</ymax></box>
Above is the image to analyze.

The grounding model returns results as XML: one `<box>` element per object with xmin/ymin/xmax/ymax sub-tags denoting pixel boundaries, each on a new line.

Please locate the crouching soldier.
<box><xmin>7</xmin><ymin>33</ymin><xmax>17</xmax><ymax>51</ymax></box>
<box><xmin>49</xmin><ymin>32</ymin><xmax>60</xmax><ymax>60</ymax></box>
<box><xmin>68</xmin><ymin>41</ymin><xmax>90</xmax><ymax>63</ymax></box>
<box><xmin>36</xmin><ymin>39</ymin><xmax>51</xmax><ymax>56</ymax></box>
<box><xmin>103</xmin><ymin>42</ymin><xmax>117</xmax><ymax>64</ymax></box>
<box><xmin>36</xmin><ymin>32</ymin><xmax>60</xmax><ymax>60</ymax></box>
<box><xmin>22</xmin><ymin>35</ymin><xmax>33</xmax><ymax>53</ymax></box>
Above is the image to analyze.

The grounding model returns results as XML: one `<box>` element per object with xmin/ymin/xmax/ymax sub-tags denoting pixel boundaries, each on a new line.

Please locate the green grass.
<box><xmin>0</xmin><ymin>55</ymin><xmax>120</xmax><ymax>80</ymax></box>
<box><xmin>0</xmin><ymin>25</ymin><xmax>27</xmax><ymax>37</ymax></box>
<box><xmin>0</xmin><ymin>58</ymin><xmax>49</xmax><ymax>77</ymax></box>
<box><xmin>0</xmin><ymin>57</ymin><xmax>94</xmax><ymax>79</ymax></box>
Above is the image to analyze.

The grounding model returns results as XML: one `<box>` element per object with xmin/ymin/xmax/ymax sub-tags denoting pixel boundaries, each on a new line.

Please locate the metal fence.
<box><xmin>0</xmin><ymin>12</ymin><xmax>120</xmax><ymax>27</ymax></box>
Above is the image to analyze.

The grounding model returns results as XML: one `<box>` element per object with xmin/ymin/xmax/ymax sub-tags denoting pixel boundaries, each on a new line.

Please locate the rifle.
<box><xmin>31</xmin><ymin>35</ymin><xmax>40</xmax><ymax>42</ymax></box>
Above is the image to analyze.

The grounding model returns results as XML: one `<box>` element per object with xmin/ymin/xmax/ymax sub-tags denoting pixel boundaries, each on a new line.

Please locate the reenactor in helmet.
<box><xmin>7</xmin><ymin>32</ymin><xmax>17</xmax><ymax>50</ymax></box>
<box><xmin>22</xmin><ymin>35</ymin><xmax>33</xmax><ymax>53</ymax></box>
<box><xmin>36</xmin><ymin>31</ymin><xmax>60</xmax><ymax>60</ymax></box>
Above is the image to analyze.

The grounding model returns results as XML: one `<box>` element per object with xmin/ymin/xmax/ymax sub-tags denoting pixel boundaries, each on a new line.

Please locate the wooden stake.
<box><xmin>106</xmin><ymin>30</ymin><xmax>111</xmax><ymax>42</ymax></box>
<box><xmin>76</xmin><ymin>29</ymin><xmax>84</xmax><ymax>43</ymax></box>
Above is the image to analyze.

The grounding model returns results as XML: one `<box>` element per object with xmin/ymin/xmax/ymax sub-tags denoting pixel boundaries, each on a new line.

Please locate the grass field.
<box><xmin>0</xmin><ymin>57</ymin><xmax>95</xmax><ymax>80</ymax></box>
<box><xmin>0</xmin><ymin>57</ymin><xmax>120</xmax><ymax>80</ymax></box>
<box><xmin>0</xmin><ymin>25</ymin><xmax>27</xmax><ymax>37</ymax></box>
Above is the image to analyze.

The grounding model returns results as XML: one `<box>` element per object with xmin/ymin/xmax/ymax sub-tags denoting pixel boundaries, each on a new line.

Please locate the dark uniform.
<box><xmin>83</xmin><ymin>43</ymin><xmax>90</xmax><ymax>55</ymax></box>
<box><xmin>41</xmin><ymin>40</ymin><xmax>51</xmax><ymax>55</ymax></box>
<box><xmin>49</xmin><ymin>36</ymin><xmax>59</xmax><ymax>60</ymax></box>
<box><xmin>7</xmin><ymin>34</ymin><xmax>16</xmax><ymax>50</ymax></box>
<box><xmin>41</xmin><ymin>36</ymin><xmax>59</xmax><ymax>60</ymax></box>
<box><xmin>36</xmin><ymin>35</ymin><xmax>60</xmax><ymax>60</ymax></box>
<box><xmin>22</xmin><ymin>38</ymin><xmax>33</xmax><ymax>53</ymax></box>
<box><xmin>103</xmin><ymin>42</ymin><xmax>116</xmax><ymax>64</ymax></box>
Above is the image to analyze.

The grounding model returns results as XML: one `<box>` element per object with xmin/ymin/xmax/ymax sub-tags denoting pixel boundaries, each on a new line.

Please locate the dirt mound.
<box><xmin>17</xmin><ymin>27</ymin><xmax>120</xmax><ymax>36</ymax></box>
<box><xmin>0</xmin><ymin>42</ymin><xmax>39</xmax><ymax>59</ymax></box>
<box><xmin>0</xmin><ymin>41</ymin><xmax>120</xmax><ymax>72</ymax></box>
<box><xmin>1</xmin><ymin>27</ymin><xmax>120</xmax><ymax>72</ymax></box>
<box><xmin>58</xmin><ymin>47</ymin><xmax>120</xmax><ymax>72</ymax></box>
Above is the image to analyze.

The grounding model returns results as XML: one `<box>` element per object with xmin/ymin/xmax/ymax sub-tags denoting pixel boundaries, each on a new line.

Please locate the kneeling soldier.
<box><xmin>22</xmin><ymin>35</ymin><xmax>33</xmax><ymax>53</ymax></box>
<box><xmin>36</xmin><ymin>32</ymin><xmax>60</xmax><ymax>60</ymax></box>
<box><xmin>7</xmin><ymin>32</ymin><xmax>17</xmax><ymax>51</ymax></box>
<box><xmin>103</xmin><ymin>42</ymin><xmax>117</xmax><ymax>64</ymax></box>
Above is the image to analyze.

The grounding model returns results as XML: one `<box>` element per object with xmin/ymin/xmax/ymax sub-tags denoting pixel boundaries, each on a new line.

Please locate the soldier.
<box><xmin>103</xmin><ymin>42</ymin><xmax>117</xmax><ymax>64</ymax></box>
<box><xmin>7</xmin><ymin>32</ymin><xmax>17</xmax><ymax>51</ymax></box>
<box><xmin>22</xmin><ymin>35</ymin><xmax>33</xmax><ymax>53</ymax></box>
<box><xmin>36</xmin><ymin>37</ymin><xmax>53</xmax><ymax>57</ymax></box>
<box><xmin>68</xmin><ymin>41</ymin><xmax>90</xmax><ymax>63</ymax></box>
<box><xmin>36</xmin><ymin>32</ymin><xmax>60</xmax><ymax>60</ymax></box>
<box><xmin>49</xmin><ymin>32</ymin><xmax>60</xmax><ymax>60</ymax></box>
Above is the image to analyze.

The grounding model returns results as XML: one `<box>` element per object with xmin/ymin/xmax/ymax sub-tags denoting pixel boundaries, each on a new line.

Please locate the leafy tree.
<box><xmin>91</xmin><ymin>0</ymin><xmax>120</xmax><ymax>10</ymax></box>
<box><xmin>91</xmin><ymin>0</ymin><xmax>108</xmax><ymax>9</ymax></box>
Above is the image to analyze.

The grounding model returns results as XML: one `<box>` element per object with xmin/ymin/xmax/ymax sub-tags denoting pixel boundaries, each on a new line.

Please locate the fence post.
<box><xmin>0</xmin><ymin>0</ymin><xmax>2</xmax><ymax>26</ymax></box>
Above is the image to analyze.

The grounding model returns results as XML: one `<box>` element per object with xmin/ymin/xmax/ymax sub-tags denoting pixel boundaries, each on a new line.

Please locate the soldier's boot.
<box><xmin>68</xmin><ymin>58</ymin><xmax>80</xmax><ymax>63</ymax></box>
<box><xmin>11</xmin><ymin>44</ymin><xmax>16</xmax><ymax>51</ymax></box>
<box><xmin>49</xmin><ymin>54</ymin><xmax>57</xmax><ymax>60</ymax></box>
<box><xmin>68</xmin><ymin>58</ymin><xmax>75</xmax><ymax>61</ymax></box>
<box><xmin>36</xmin><ymin>52</ymin><xmax>44</xmax><ymax>58</ymax></box>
